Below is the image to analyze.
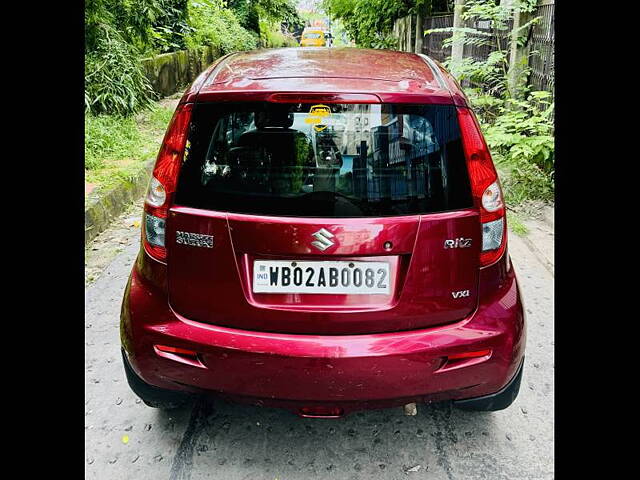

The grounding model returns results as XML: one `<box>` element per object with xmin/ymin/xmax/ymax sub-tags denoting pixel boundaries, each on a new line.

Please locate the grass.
<box><xmin>507</xmin><ymin>210</ymin><xmax>528</xmax><ymax>236</ymax></box>
<box><xmin>496</xmin><ymin>162</ymin><xmax>554</xmax><ymax>208</ymax></box>
<box><xmin>85</xmin><ymin>104</ymin><xmax>174</xmax><ymax>194</ymax></box>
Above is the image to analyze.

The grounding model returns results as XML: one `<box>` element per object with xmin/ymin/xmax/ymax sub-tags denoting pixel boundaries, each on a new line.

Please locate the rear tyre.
<box><xmin>453</xmin><ymin>358</ymin><xmax>524</xmax><ymax>412</ymax></box>
<box><xmin>121</xmin><ymin>349</ymin><xmax>192</xmax><ymax>410</ymax></box>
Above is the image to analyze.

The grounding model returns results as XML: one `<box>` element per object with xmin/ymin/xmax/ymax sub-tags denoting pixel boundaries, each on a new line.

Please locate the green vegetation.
<box><xmin>184</xmin><ymin>0</ymin><xmax>258</xmax><ymax>53</ymax></box>
<box><xmin>85</xmin><ymin>0</ymin><xmax>302</xmax><ymax>118</ymax></box>
<box><xmin>507</xmin><ymin>211</ymin><xmax>529</xmax><ymax>236</ymax></box>
<box><xmin>85</xmin><ymin>0</ymin><xmax>161</xmax><ymax>116</ymax></box>
<box><xmin>322</xmin><ymin>0</ymin><xmax>450</xmax><ymax>48</ymax></box>
<box><xmin>424</xmin><ymin>0</ymin><xmax>554</xmax><ymax>207</ymax></box>
<box><xmin>483</xmin><ymin>92</ymin><xmax>554</xmax><ymax>206</ymax></box>
<box><xmin>329</xmin><ymin>17</ymin><xmax>352</xmax><ymax>46</ymax></box>
<box><xmin>261</xmin><ymin>25</ymin><xmax>299</xmax><ymax>47</ymax></box>
<box><xmin>85</xmin><ymin>0</ymin><xmax>304</xmax><ymax>190</ymax></box>
<box><xmin>85</xmin><ymin>104</ymin><xmax>174</xmax><ymax>193</ymax></box>
<box><xmin>252</xmin><ymin>0</ymin><xmax>303</xmax><ymax>47</ymax></box>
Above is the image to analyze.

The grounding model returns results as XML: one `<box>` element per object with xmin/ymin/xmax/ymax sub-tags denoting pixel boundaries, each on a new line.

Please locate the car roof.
<box><xmin>208</xmin><ymin>48</ymin><xmax>437</xmax><ymax>84</ymax></box>
<box><xmin>190</xmin><ymin>47</ymin><xmax>466</xmax><ymax>106</ymax></box>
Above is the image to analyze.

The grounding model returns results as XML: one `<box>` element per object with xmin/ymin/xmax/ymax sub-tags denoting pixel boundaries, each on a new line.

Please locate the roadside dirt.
<box><xmin>85</xmin><ymin>197</ymin><xmax>144</xmax><ymax>286</ymax></box>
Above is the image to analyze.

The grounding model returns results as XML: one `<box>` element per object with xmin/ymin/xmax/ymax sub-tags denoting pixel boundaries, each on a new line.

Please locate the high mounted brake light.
<box><xmin>267</xmin><ymin>93</ymin><xmax>380</xmax><ymax>104</ymax></box>
<box><xmin>143</xmin><ymin>103</ymin><xmax>193</xmax><ymax>262</ymax></box>
<box><xmin>457</xmin><ymin>107</ymin><xmax>507</xmax><ymax>267</ymax></box>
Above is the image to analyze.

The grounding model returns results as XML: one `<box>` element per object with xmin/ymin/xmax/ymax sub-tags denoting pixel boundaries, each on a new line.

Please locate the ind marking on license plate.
<box><xmin>252</xmin><ymin>260</ymin><xmax>390</xmax><ymax>295</ymax></box>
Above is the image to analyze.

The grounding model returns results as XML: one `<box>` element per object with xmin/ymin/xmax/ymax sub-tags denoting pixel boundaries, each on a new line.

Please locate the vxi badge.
<box><xmin>451</xmin><ymin>289</ymin><xmax>470</xmax><ymax>299</ymax></box>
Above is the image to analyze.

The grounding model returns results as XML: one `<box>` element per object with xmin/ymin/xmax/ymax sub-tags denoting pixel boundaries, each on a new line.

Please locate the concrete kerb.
<box><xmin>85</xmin><ymin>160</ymin><xmax>154</xmax><ymax>244</ymax></box>
<box><xmin>541</xmin><ymin>205</ymin><xmax>554</xmax><ymax>228</ymax></box>
<box><xmin>519</xmin><ymin>204</ymin><xmax>555</xmax><ymax>276</ymax></box>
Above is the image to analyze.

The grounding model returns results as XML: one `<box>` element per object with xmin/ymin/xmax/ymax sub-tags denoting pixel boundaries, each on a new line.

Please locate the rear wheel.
<box><xmin>121</xmin><ymin>350</ymin><xmax>192</xmax><ymax>410</ymax></box>
<box><xmin>453</xmin><ymin>358</ymin><xmax>524</xmax><ymax>412</ymax></box>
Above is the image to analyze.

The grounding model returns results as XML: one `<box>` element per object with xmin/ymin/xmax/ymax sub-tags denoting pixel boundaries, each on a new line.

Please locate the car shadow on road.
<box><xmin>157</xmin><ymin>395</ymin><xmax>499</xmax><ymax>478</ymax></box>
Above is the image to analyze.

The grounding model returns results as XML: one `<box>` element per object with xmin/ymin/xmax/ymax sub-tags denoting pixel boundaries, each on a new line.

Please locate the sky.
<box><xmin>296</xmin><ymin>0</ymin><xmax>323</xmax><ymax>14</ymax></box>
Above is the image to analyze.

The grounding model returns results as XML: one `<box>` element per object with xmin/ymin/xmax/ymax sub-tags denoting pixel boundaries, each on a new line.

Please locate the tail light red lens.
<box><xmin>143</xmin><ymin>103</ymin><xmax>194</xmax><ymax>261</ymax></box>
<box><xmin>457</xmin><ymin>107</ymin><xmax>507</xmax><ymax>267</ymax></box>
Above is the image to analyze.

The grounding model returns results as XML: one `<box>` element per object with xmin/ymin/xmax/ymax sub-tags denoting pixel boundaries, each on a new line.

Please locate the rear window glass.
<box><xmin>303</xmin><ymin>33</ymin><xmax>323</xmax><ymax>39</ymax></box>
<box><xmin>175</xmin><ymin>102</ymin><xmax>473</xmax><ymax>217</ymax></box>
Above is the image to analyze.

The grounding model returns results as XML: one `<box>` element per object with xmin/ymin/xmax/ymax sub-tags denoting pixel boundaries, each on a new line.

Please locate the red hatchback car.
<box><xmin>120</xmin><ymin>48</ymin><xmax>526</xmax><ymax>417</ymax></box>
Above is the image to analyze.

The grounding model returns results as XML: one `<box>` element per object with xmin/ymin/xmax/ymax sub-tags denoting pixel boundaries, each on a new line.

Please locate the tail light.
<box><xmin>457</xmin><ymin>107</ymin><xmax>507</xmax><ymax>267</ymax></box>
<box><xmin>143</xmin><ymin>103</ymin><xmax>194</xmax><ymax>262</ymax></box>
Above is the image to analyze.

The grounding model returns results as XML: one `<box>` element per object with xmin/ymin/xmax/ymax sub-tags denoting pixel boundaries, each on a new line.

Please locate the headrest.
<box><xmin>255</xmin><ymin>109</ymin><xmax>294</xmax><ymax>129</ymax></box>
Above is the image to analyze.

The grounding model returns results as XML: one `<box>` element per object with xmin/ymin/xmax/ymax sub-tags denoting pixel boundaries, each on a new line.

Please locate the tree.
<box><xmin>322</xmin><ymin>0</ymin><xmax>433</xmax><ymax>49</ymax></box>
<box><xmin>450</xmin><ymin>0</ymin><xmax>465</xmax><ymax>68</ymax></box>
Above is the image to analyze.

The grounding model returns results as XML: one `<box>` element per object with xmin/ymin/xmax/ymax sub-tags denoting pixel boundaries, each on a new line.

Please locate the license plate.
<box><xmin>252</xmin><ymin>260</ymin><xmax>390</xmax><ymax>295</ymax></box>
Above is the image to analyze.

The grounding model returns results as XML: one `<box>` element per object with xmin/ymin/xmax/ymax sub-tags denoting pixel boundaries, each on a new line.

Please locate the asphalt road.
<box><xmin>85</xmin><ymin>209</ymin><xmax>554</xmax><ymax>480</ymax></box>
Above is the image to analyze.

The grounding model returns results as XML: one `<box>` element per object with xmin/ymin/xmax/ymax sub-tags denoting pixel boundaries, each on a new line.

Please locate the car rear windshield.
<box><xmin>175</xmin><ymin>102</ymin><xmax>473</xmax><ymax>217</ymax></box>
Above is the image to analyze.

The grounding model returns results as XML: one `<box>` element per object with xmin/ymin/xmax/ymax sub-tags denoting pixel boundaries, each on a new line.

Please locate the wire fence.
<box><xmin>528</xmin><ymin>0</ymin><xmax>555</xmax><ymax>93</ymax></box>
<box><xmin>422</xmin><ymin>15</ymin><xmax>453</xmax><ymax>62</ymax></box>
<box><xmin>395</xmin><ymin>0</ymin><xmax>554</xmax><ymax>97</ymax></box>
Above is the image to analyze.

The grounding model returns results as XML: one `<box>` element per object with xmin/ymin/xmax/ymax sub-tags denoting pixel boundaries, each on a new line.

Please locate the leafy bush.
<box><xmin>500</xmin><ymin>159</ymin><xmax>554</xmax><ymax>205</ymax></box>
<box><xmin>150</xmin><ymin>1</ymin><xmax>194</xmax><ymax>53</ymax></box>
<box><xmin>185</xmin><ymin>0</ymin><xmax>258</xmax><ymax>54</ymax></box>
<box><xmin>260</xmin><ymin>18</ymin><xmax>299</xmax><ymax>47</ymax></box>
<box><xmin>85</xmin><ymin>0</ymin><xmax>164</xmax><ymax>54</ymax></box>
<box><xmin>85</xmin><ymin>0</ymin><xmax>259</xmax><ymax>117</ymax></box>
<box><xmin>479</xmin><ymin>91</ymin><xmax>555</xmax><ymax>204</ymax></box>
<box><xmin>85</xmin><ymin>23</ymin><xmax>156</xmax><ymax>117</ymax></box>
<box><xmin>323</xmin><ymin>0</ymin><xmax>405</xmax><ymax>48</ymax></box>
<box><xmin>323</xmin><ymin>0</ymin><xmax>433</xmax><ymax>49</ymax></box>
<box><xmin>421</xmin><ymin>0</ymin><xmax>554</xmax><ymax>206</ymax></box>
<box><xmin>85</xmin><ymin>0</ymin><xmax>165</xmax><ymax>116</ymax></box>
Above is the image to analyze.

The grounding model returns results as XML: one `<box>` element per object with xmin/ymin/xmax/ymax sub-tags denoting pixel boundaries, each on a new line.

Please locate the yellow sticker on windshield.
<box><xmin>305</xmin><ymin>104</ymin><xmax>331</xmax><ymax>132</ymax></box>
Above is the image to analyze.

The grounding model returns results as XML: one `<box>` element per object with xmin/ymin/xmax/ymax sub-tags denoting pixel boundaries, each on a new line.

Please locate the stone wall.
<box><xmin>85</xmin><ymin>160</ymin><xmax>155</xmax><ymax>243</ymax></box>
<box><xmin>140</xmin><ymin>45</ymin><xmax>222</xmax><ymax>97</ymax></box>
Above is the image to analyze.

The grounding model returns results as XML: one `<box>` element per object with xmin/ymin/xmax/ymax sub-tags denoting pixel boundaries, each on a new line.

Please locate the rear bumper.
<box><xmin>452</xmin><ymin>356</ymin><xmax>524</xmax><ymax>411</ymax></box>
<box><xmin>121</xmin><ymin>260</ymin><xmax>525</xmax><ymax>414</ymax></box>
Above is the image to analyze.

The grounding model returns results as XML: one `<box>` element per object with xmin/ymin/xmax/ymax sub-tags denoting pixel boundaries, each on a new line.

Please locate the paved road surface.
<box><xmin>85</xmin><ymin>207</ymin><xmax>554</xmax><ymax>479</ymax></box>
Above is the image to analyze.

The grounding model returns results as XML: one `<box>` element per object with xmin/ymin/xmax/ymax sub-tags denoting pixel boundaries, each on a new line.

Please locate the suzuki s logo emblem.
<box><xmin>311</xmin><ymin>228</ymin><xmax>335</xmax><ymax>251</ymax></box>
